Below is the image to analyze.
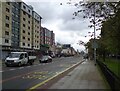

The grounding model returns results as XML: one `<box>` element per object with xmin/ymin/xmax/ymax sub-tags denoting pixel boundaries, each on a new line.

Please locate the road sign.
<box><xmin>92</xmin><ymin>41</ymin><xmax>98</xmax><ymax>48</ymax></box>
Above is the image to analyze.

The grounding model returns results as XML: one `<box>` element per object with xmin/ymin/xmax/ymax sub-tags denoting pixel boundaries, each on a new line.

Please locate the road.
<box><xmin>1</xmin><ymin>56</ymin><xmax>83</xmax><ymax>90</ymax></box>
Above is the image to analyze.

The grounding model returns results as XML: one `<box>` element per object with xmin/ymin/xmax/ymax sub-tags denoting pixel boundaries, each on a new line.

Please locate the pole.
<box><xmin>94</xmin><ymin>2</ymin><xmax>96</xmax><ymax>65</ymax></box>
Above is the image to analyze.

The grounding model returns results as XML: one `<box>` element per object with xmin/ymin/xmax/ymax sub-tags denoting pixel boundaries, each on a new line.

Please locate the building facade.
<box><xmin>40</xmin><ymin>27</ymin><xmax>55</xmax><ymax>47</ymax></box>
<box><xmin>0</xmin><ymin>1</ymin><xmax>42</xmax><ymax>60</ymax></box>
<box><xmin>11</xmin><ymin>2</ymin><xmax>21</xmax><ymax>49</ymax></box>
<box><xmin>50</xmin><ymin>31</ymin><xmax>55</xmax><ymax>46</ymax></box>
<box><xmin>20</xmin><ymin>2</ymin><xmax>33</xmax><ymax>49</ymax></box>
<box><xmin>1</xmin><ymin>2</ymin><xmax>12</xmax><ymax>49</ymax></box>
<box><xmin>32</xmin><ymin>11</ymin><xmax>42</xmax><ymax>50</ymax></box>
<box><xmin>40</xmin><ymin>27</ymin><xmax>45</xmax><ymax>45</ymax></box>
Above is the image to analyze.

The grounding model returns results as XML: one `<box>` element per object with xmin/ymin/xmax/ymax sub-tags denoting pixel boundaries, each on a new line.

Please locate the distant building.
<box><xmin>40</xmin><ymin>27</ymin><xmax>55</xmax><ymax>47</ymax></box>
<box><xmin>62</xmin><ymin>44</ymin><xmax>71</xmax><ymax>49</ymax></box>
<box><xmin>61</xmin><ymin>44</ymin><xmax>76</xmax><ymax>56</ymax></box>
<box><xmin>40</xmin><ymin>27</ymin><xmax>45</xmax><ymax>45</ymax></box>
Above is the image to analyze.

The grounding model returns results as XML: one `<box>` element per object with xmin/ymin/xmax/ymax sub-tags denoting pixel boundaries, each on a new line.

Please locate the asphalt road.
<box><xmin>1</xmin><ymin>56</ymin><xmax>83</xmax><ymax>90</ymax></box>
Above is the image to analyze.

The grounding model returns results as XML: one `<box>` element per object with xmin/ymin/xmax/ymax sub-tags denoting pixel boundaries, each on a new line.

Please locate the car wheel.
<box><xmin>39</xmin><ymin>60</ymin><xmax>42</xmax><ymax>63</ymax></box>
<box><xmin>18</xmin><ymin>62</ymin><xmax>21</xmax><ymax>67</ymax></box>
<box><xmin>6</xmin><ymin>64</ymin><xmax>10</xmax><ymax>67</ymax></box>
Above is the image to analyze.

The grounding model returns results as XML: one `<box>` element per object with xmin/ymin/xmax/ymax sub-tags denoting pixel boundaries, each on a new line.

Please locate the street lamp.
<box><xmin>93</xmin><ymin>2</ymin><xmax>96</xmax><ymax>66</ymax></box>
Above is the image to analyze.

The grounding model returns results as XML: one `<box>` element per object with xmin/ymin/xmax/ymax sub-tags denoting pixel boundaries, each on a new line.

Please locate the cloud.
<box><xmin>23</xmin><ymin>0</ymin><xmax>101</xmax><ymax>51</ymax></box>
<box><xmin>24</xmin><ymin>1</ymin><xmax>90</xmax><ymax>32</ymax></box>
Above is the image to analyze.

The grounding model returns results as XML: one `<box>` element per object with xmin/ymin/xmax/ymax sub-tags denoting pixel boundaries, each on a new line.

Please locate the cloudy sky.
<box><xmin>23</xmin><ymin>0</ymin><xmax>101</xmax><ymax>52</ymax></box>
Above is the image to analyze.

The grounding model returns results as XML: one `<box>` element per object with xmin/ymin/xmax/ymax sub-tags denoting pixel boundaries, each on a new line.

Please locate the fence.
<box><xmin>97</xmin><ymin>60</ymin><xmax>120</xmax><ymax>91</ymax></box>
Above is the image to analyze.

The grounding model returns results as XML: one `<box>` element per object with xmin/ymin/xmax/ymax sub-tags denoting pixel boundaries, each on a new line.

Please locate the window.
<box><xmin>5</xmin><ymin>31</ymin><xmax>9</xmax><ymax>35</ymax></box>
<box><xmin>28</xmin><ymin>26</ymin><xmax>30</xmax><ymax>29</ymax></box>
<box><xmin>20</xmin><ymin>53</ymin><xmax>24</xmax><ymax>59</ymax></box>
<box><xmin>15</xmin><ymin>14</ymin><xmax>18</xmax><ymax>18</ymax></box>
<box><xmin>23</xmin><ymin>36</ymin><xmax>25</xmax><ymax>39</ymax></box>
<box><xmin>23</xmin><ymin>5</ymin><xmax>26</xmax><ymax>9</ymax></box>
<box><xmin>28</xmin><ymin>38</ymin><xmax>30</xmax><ymax>41</ymax></box>
<box><xmin>6</xmin><ymin>8</ymin><xmax>10</xmax><ymax>12</ymax></box>
<box><xmin>23</xmin><ymin>18</ymin><xmax>26</xmax><ymax>21</ymax></box>
<box><xmin>37</xmin><ymin>21</ymin><xmax>39</xmax><ymax>24</ymax></box>
<box><xmin>28</xmin><ymin>15</ymin><xmax>30</xmax><ymax>18</ymax></box>
<box><xmin>28</xmin><ymin>44</ymin><xmax>30</xmax><ymax>47</ymax></box>
<box><xmin>28</xmin><ymin>9</ymin><xmax>30</xmax><ymax>13</ymax></box>
<box><xmin>7</xmin><ymin>2</ymin><xmax>10</xmax><ymax>5</ymax></box>
<box><xmin>28</xmin><ymin>32</ymin><xmax>30</xmax><ymax>35</ymax></box>
<box><xmin>16</xmin><ymin>8</ymin><xmax>19</xmax><ymax>14</ymax></box>
<box><xmin>6</xmin><ymin>23</ymin><xmax>9</xmax><ymax>28</ymax></box>
<box><xmin>6</xmin><ymin>15</ymin><xmax>9</xmax><ymax>20</ymax></box>
<box><xmin>28</xmin><ymin>21</ymin><xmax>30</xmax><ymax>24</ymax></box>
<box><xmin>23</xmin><ymin>24</ymin><xmax>25</xmax><ymax>27</ymax></box>
<box><xmin>23</xmin><ymin>11</ymin><xmax>26</xmax><ymax>15</ymax></box>
<box><xmin>23</xmin><ymin>30</ymin><xmax>25</xmax><ymax>33</ymax></box>
<box><xmin>5</xmin><ymin>39</ymin><xmax>9</xmax><ymax>43</ymax></box>
<box><xmin>23</xmin><ymin>43</ymin><xmax>25</xmax><ymax>46</ymax></box>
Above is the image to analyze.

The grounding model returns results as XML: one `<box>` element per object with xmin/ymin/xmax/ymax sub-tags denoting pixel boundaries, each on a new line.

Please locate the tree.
<box><xmin>65</xmin><ymin>0</ymin><xmax>120</xmax><ymax>58</ymax></box>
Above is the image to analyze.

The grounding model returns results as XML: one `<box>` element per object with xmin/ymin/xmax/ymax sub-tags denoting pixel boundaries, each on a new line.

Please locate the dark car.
<box><xmin>83</xmin><ymin>54</ymin><xmax>88</xmax><ymax>59</ymax></box>
<box><xmin>39</xmin><ymin>55</ymin><xmax>52</xmax><ymax>63</ymax></box>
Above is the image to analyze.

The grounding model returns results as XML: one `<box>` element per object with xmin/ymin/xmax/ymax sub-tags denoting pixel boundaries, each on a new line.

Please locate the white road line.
<box><xmin>27</xmin><ymin>66</ymin><xmax>31</xmax><ymax>67</ymax></box>
<box><xmin>33</xmin><ymin>65</ymin><xmax>37</xmax><ymax>66</ymax></box>
<box><xmin>0</xmin><ymin>71</ymin><xmax>3</xmax><ymax>72</ymax></box>
<box><xmin>19</xmin><ymin>67</ymin><xmax>24</xmax><ymax>69</ymax></box>
<box><xmin>9</xmin><ymin>69</ymin><xmax>15</xmax><ymax>71</ymax></box>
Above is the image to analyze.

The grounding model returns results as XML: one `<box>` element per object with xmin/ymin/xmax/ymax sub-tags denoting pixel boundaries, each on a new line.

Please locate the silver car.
<box><xmin>39</xmin><ymin>55</ymin><xmax>52</xmax><ymax>63</ymax></box>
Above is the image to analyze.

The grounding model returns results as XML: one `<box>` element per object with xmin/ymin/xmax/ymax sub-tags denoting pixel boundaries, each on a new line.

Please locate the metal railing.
<box><xmin>97</xmin><ymin>60</ymin><xmax>120</xmax><ymax>91</ymax></box>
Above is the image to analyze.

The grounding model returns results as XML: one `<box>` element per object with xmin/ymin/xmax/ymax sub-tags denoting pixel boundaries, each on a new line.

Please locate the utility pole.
<box><xmin>94</xmin><ymin>2</ymin><xmax>96</xmax><ymax>65</ymax></box>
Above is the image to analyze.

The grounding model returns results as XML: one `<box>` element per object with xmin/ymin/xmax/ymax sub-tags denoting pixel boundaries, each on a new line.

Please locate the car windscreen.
<box><xmin>8</xmin><ymin>53</ymin><xmax>20</xmax><ymax>58</ymax></box>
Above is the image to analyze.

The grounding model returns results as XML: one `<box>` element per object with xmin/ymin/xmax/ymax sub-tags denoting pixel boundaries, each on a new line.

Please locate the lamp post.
<box><xmin>93</xmin><ymin>2</ymin><xmax>96</xmax><ymax>65</ymax></box>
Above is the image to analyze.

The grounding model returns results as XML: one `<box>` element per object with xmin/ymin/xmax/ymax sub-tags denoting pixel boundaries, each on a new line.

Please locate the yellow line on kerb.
<box><xmin>27</xmin><ymin>61</ymin><xmax>83</xmax><ymax>91</ymax></box>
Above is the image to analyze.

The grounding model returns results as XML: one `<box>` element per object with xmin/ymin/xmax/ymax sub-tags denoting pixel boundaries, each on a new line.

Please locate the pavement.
<box><xmin>47</xmin><ymin>59</ymin><xmax>110</xmax><ymax>89</ymax></box>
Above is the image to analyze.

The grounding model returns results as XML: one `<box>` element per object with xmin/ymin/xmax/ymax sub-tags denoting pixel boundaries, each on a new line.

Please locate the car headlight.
<box><xmin>14</xmin><ymin>60</ymin><xmax>19</xmax><ymax>62</ymax></box>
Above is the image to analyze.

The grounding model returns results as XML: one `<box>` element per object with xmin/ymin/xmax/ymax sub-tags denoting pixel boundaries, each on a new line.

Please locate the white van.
<box><xmin>5</xmin><ymin>52</ymin><xmax>36</xmax><ymax>67</ymax></box>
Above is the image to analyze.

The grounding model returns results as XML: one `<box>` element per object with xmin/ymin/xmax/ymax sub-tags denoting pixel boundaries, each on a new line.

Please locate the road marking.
<box><xmin>0</xmin><ymin>69</ymin><xmax>45</xmax><ymax>83</ymax></box>
<box><xmin>0</xmin><ymin>71</ymin><xmax>3</xmax><ymax>72</ymax></box>
<box><xmin>19</xmin><ymin>67</ymin><xmax>24</xmax><ymax>69</ymax></box>
<box><xmin>33</xmin><ymin>65</ymin><xmax>37</xmax><ymax>66</ymax></box>
<box><xmin>27</xmin><ymin>66</ymin><xmax>31</xmax><ymax>68</ymax></box>
<box><xmin>9</xmin><ymin>69</ymin><xmax>15</xmax><ymax>71</ymax></box>
<box><xmin>27</xmin><ymin>60</ymin><xmax>84</xmax><ymax>91</ymax></box>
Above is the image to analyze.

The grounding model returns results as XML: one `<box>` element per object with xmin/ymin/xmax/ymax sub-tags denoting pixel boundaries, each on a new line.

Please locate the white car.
<box><xmin>39</xmin><ymin>55</ymin><xmax>52</xmax><ymax>63</ymax></box>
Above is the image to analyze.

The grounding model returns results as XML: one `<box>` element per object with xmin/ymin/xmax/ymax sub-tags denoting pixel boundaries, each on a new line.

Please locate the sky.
<box><xmin>23</xmin><ymin>0</ymin><xmax>101</xmax><ymax>52</ymax></box>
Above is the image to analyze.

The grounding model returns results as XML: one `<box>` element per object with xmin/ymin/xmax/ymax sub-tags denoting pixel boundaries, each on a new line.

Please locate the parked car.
<box><xmin>83</xmin><ymin>54</ymin><xmax>88</xmax><ymax>59</ymax></box>
<box><xmin>5</xmin><ymin>52</ymin><xmax>36</xmax><ymax>67</ymax></box>
<box><xmin>39</xmin><ymin>55</ymin><xmax>52</xmax><ymax>63</ymax></box>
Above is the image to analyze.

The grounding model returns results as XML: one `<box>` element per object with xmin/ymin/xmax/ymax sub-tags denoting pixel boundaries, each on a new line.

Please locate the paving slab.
<box><xmin>49</xmin><ymin>59</ymin><xmax>109</xmax><ymax>89</ymax></box>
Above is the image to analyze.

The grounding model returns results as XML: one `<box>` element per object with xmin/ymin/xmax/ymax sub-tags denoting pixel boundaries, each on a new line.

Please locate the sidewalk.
<box><xmin>49</xmin><ymin>59</ymin><xmax>110</xmax><ymax>89</ymax></box>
